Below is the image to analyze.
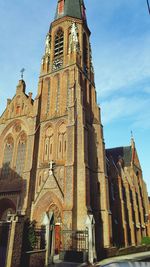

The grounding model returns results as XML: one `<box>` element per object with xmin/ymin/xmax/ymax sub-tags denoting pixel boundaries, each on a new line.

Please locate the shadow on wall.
<box><xmin>0</xmin><ymin>163</ymin><xmax>27</xmax><ymax>220</ymax></box>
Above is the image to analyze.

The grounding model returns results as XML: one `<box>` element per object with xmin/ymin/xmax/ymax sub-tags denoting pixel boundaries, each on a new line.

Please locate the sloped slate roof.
<box><xmin>55</xmin><ymin>0</ymin><xmax>86</xmax><ymax>21</ymax></box>
<box><xmin>106</xmin><ymin>146</ymin><xmax>132</xmax><ymax>167</ymax></box>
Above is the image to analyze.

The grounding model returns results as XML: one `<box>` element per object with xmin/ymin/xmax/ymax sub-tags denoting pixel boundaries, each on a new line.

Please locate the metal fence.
<box><xmin>34</xmin><ymin>227</ymin><xmax>46</xmax><ymax>250</ymax></box>
<box><xmin>61</xmin><ymin>230</ymin><xmax>88</xmax><ymax>252</ymax></box>
<box><xmin>22</xmin><ymin>223</ymin><xmax>46</xmax><ymax>252</ymax></box>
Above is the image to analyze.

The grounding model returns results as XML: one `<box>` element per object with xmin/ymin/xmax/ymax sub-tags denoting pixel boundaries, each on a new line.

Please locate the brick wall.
<box><xmin>21</xmin><ymin>250</ymin><xmax>46</xmax><ymax>267</ymax></box>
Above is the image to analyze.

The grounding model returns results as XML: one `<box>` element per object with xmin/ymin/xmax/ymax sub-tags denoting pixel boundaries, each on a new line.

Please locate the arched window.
<box><xmin>2</xmin><ymin>135</ymin><xmax>14</xmax><ymax>178</ymax></box>
<box><xmin>44</xmin><ymin>127</ymin><xmax>54</xmax><ymax>162</ymax></box>
<box><xmin>44</xmin><ymin>137</ymin><xmax>49</xmax><ymax>162</ymax></box>
<box><xmin>83</xmin><ymin>33</ymin><xmax>88</xmax><ymax>72</ymax></box>
<box><xmin>16</xmin><ymin>132</ymin><xmax>27</xmax><ymax>175</ymax></box>
<box><xmin>58</xmin><ymin>123</ymin><xmax>67</xmax><ymax>160</ymax></box>
<box><xmin>49</xmin><ymin>135</ymin><xmax>54</xmax><ymax>161</ymax></box>
<box><xmin>54</xmin><ymin>29</ymin><xmax>64</xmax><ymax>58</ymax></box>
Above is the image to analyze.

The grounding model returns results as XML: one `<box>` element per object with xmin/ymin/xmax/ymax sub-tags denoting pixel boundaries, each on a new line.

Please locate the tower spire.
<box><xmin>55</xmin><ymin>0</ymin><xmax>87</xmax><ymax>23</ymax></box>
<box><xmin>131</xmin><ymin>130</ymin><xmax>135</xmax><ymax>153</ymax></box>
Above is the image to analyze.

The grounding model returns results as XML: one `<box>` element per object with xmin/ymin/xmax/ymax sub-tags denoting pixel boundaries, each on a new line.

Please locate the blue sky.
<box><xmin>0</xmin><ymin>0</ymin><xmax>150</xmax><ymax>194</ymax></box>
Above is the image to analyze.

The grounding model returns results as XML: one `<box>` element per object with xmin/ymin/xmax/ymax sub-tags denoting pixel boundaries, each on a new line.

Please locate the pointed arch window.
<box><xmin>16</xmin><ymin>132</ymin><xmax>27</xmax><ymax>175</ymax></box>
<box><xmin>49</xmin><ymin>135</ymin><xmax>54</xmax><ymax>161</ymax></box>
<box><xmin>2</xmin><ymin>136</ymin><xmax>14</xmax><ymax>178</ymax></box>
<box><xmin>44</xmin><ymin>137</ymin><xmax>49</xmax><ymax>162</ymax></box>
<box><xmin>44</xmin><ymin>127</ymin><xmax>54</xmax><ymax>162</ymax></box>
<box><xmin>83</xmin><ymin>33</ymin><xmax>88</xmax><ymax>73</ymax></box>
<box><xmin>54</xmin><ymin>29</ymin><xmax>64</xmax><ymax>58</ymax></box>
<box><xmin>58</xmin><ymin>123</ymin><xmax>67</xmax><ymax>160</ymax></box>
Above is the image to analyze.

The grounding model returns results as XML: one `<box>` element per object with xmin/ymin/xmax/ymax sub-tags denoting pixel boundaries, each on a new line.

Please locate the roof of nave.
<box><xmin>106</xmin><ymin>141</ymin><xmax>142</xmax><ymax>173</ymax></box>
<box><xmin>106</xmin><ymin>146</ymin><xmax>132</xmax><ymax>167</ymax></box>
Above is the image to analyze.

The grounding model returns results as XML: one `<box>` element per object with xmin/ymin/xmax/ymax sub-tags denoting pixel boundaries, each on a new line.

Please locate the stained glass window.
<box><xmin>2</xmin><ymin>136</ymin><xmax>14</xmax><ymax>178</ymax></box>
<box><xmin>16</xmin><ymin>133</ymin><xmax>27</xmax><ymax>176</ymax></box>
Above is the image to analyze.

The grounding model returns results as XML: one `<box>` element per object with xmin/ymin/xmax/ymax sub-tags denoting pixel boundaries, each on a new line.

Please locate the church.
<box><xmin>0</xmin><ymin>0</ymin><xmax>149</xmax><ymax>264</ymax></box>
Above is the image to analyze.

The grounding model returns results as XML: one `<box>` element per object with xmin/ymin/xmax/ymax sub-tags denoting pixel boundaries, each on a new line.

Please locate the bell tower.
<box><xmin>33</xmin><ymin>0</ymin><xmax>111</xmax><ymax>255</ymax></box>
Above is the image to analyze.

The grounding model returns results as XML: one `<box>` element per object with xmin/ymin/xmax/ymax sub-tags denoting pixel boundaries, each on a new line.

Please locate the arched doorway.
<box><xmin>0</xmin><ymin>198</ymin><xmax>16</xmax><ymax>221</ymax></box>
<box><xmin>33</xmin><ymin>192</ymin><xmax>63</xmax><ymax>262</ymax></box>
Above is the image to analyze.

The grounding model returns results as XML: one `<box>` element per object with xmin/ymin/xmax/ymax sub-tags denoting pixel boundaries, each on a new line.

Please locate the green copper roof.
<box><xmin>55</xmin><ymin>0</ymin><xmax>87</xmax><ymax>22</ymax></box>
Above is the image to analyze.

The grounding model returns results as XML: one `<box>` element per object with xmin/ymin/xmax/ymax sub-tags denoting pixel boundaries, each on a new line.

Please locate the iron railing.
<box><xmin>34</xmin><ymin>227</ymin><xmax>46</xmax><ymax>250</ymax></box>
<box><xmin>61</xmin><ymin>230</ymin><xmax>88</xmax><ymax>252</ymax></box>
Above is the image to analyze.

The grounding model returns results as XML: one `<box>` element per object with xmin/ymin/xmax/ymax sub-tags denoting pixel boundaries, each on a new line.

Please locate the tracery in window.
<box><xmin>54</xmin><ymin>29</ymin><xmax>64</xmax><ymax>58</ymax></box>
<box><xmin>2</xmin><ymin>135</ymin><xmax>14</xmax><ymax>178</ymax></box>
<box><xmin>16</xmin><ymin>132</ymin><xmax>27</xmax><ymax>175</ymax></box>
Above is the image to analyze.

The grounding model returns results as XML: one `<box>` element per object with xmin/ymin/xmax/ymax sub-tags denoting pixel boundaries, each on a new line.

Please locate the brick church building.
<box><xmin>0</xmin><ymin>0</ymin><xmax>149</xmax><ymax>263</ymax></box>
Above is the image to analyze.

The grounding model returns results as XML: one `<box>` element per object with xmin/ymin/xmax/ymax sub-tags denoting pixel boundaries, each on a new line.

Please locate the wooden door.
<box><xmin>55</xmin><ymin>224</ymin><xmax>61</xmax><ymax>255</ymax></box>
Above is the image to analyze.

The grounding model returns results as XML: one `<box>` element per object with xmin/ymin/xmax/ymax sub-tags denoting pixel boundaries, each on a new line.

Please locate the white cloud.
<box><xmin>101</xmin><ymin>96</ymin><xmax>150</xmax><ymax>126</ymax></box>
<box><xmin>94</xmin><ymin>34</ymin><xmax>150</xmax><ymax>98</ymax></box>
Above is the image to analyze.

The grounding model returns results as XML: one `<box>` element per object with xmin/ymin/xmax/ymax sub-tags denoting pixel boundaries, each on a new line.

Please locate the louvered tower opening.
<box><xmin>54</xmin><ymin>30</ymin><xmax>64</xmax><ymax>58</ymax></box>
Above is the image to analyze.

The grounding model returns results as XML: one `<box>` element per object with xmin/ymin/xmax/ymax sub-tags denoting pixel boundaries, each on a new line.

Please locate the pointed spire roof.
<box><xmin>55</xmin><ymin>0</ymin><xmax>87</xmax><ymax>23</ymax></box>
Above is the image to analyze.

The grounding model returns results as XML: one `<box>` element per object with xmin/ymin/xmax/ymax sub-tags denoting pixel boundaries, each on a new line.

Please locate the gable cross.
<box><xmin>20</xmin><ymin>68</ymin><xmax>25</xmax><ymax>79</ymax></box>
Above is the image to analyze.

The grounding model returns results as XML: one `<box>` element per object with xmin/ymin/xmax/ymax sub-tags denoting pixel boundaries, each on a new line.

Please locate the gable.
<box><xmin>0</xmin><ymin>81</ymin><xmax>34</xmax><ymax>124</ymax></box>
<box><xmin>106</xmin><ymin>146</ymin><xmax>132</xmax><ymax>168</ymax></box>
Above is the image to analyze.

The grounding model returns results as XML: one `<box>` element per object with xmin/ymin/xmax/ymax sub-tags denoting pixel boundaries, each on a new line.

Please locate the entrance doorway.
<box><xmin>54</xmin><ymin>224</ymin><xmax>61</xmax><ymax>255</ymax></box>
<box><xmin>48</xmin><ymin>213</ymin><xmax>62</xmax><ymax>262</ymax></box>
<box><xmin>42</xmin><ymin>209</ymin><xmax>62</xmax><ymax>264</ymax></box>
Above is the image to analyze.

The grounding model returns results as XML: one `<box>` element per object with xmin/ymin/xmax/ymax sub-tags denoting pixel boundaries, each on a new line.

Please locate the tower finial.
<box><xmin>20</xmin><ymin>68</ymin><xmax>25</xmax><ymax>80</ymax></box>
<box><xmin>131</xmin><ymin>130</ymin><xmax>135</xmax><ymax>148</ymax></box>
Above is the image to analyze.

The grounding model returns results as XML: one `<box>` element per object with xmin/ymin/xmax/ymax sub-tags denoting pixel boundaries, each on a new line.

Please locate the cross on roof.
<box><xmin>20</xmin><ymin>68</ymin><xmax>25</xmax><ymax>80</ymax></box>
